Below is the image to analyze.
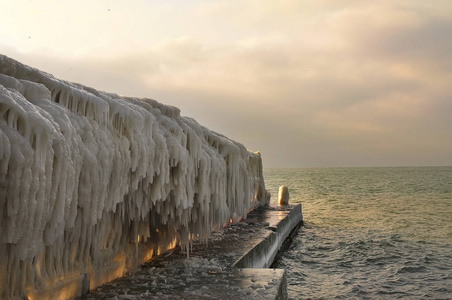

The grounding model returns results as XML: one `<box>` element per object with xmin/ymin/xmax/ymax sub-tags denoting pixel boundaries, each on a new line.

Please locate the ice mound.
<box><xmin>0</xmin><ymin>55</ymin><xmax>269</xmax><ymax>299</ymax></box>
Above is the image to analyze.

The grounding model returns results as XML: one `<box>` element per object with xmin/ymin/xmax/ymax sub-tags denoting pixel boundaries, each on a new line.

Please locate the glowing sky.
<box><xmin>1</xmin><ymin>0</ymin><xmax>451</xmax><ymax>167</ymax></box>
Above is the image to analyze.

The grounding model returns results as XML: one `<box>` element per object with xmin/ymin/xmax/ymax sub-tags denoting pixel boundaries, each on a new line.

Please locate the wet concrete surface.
<box><xmin>80</xmin><ymin>205</ymin><xmax>302</xmax><ymax>300</ymax></box>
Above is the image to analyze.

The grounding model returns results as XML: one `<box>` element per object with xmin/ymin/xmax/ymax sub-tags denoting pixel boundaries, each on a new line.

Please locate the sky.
<box><xmin>1</xmin><ymin>0</ymin><xmax>451</xmax><ymax>168</ymax></box>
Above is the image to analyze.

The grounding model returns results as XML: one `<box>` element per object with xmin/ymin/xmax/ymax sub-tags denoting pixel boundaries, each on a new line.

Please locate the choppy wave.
<box><xmin>266</xmin><ymin>167</ymin><xmax>452</xmax><ymax>299</ymax></box>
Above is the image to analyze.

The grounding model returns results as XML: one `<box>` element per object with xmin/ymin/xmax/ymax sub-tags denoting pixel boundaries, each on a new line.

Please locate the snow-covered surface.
<box><xmin>0</xmin><ymin>55</ymin><xmax>268</xmax><ymax>299</ymax></box>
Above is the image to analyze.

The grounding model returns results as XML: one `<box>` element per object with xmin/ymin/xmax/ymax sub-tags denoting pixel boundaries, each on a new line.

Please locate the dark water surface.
<box><xmin>265</xmin><ymin>167</ymin><xmax>452</xmax><ymax>299</ymax></box>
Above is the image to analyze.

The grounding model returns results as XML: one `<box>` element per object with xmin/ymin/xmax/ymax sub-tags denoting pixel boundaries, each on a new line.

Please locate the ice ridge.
<box><xmin>0</xmin><ymin>55</ymin><xmax>269</xmax><ymax>299</ymax></box>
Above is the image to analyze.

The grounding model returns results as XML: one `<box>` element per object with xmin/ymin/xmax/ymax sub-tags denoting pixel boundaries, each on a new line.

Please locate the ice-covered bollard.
<box><xmin>278</xmin><ymin>186</ymin><xmax>289</xmax><ymax>205</ymax></box>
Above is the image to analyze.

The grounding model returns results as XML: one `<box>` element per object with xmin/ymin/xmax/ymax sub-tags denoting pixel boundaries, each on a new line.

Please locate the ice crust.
<box><xmin>0</xmin><ymin>55</ymin><xmax>268</xmax><ymax>299</ymax></box>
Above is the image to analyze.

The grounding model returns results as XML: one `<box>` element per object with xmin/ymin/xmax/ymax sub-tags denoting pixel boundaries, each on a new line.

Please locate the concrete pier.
<box><xmin>80</xmin><ymin>205</ymin><xmax>303</xmax><ymax>299</ymax></box>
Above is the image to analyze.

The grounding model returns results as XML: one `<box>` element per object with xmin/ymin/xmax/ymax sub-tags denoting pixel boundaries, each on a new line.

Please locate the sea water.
<box><xmin>265</xmin><ymin>167</ymin><xmax>452</xmax><ymax>299</ymax></box>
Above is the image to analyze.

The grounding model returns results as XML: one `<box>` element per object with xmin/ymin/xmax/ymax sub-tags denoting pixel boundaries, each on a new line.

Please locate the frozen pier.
<box><xmin>0</xmin><ymin>56</ymin><xmax>269</xmax><ymax>299</ymax></box>
<box><xmin>81</xmin><ymin>204</ymin><xmax>303</xmax><ymax>300</ymax></box>
<box><xmin>2</xmin><ymin>56</ymin><xmax>306</xmax><ymax>299</ymax></box>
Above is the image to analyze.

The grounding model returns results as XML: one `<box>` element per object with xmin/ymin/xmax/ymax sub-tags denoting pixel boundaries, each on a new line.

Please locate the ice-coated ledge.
<box><xmin>233</xmin><ymin>204</ymin><xmax>303</xmax><ymax>269</ymax></box>
<box><xmin>0</xmin><ymin>55</ymin><xmax>269</xmax><ymax>299</ymax></box>
<box><xmin>82</xmin><ymin>204</ymin><xmax>303</xmax><ymax>299</ymax></box>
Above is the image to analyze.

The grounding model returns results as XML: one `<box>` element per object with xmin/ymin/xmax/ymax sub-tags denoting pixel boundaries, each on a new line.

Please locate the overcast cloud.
<box><xmin>1</xmin><ymin>0</ymin><xmax>451</xmax><ymax>167</ymax></box>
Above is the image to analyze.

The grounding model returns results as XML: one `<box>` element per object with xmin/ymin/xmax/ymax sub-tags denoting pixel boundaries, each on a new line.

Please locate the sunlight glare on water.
<box><xmin>265</xmin><ymin>167</ymin><xmax>452</xmax><ymax>299</ymax></box>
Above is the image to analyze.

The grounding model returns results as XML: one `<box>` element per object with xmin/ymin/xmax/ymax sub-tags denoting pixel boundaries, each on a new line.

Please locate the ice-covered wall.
<box><xmin>0</xmin><ymin>55</ymin><xmax>269</xmax><ymax>300</ymax></box>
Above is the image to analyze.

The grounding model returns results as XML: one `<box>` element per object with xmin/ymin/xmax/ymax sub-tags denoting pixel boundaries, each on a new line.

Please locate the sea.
<box><xmin>264</xmin><ymin>167</ymin><xmax>452</xmax><ymax>299</ymax></box>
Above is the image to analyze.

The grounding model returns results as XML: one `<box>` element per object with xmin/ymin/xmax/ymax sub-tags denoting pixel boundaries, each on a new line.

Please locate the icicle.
<box><xmin>0</xmin><ymin>54</ymin><xmax>269</xmax><ymax>299</ymax></box>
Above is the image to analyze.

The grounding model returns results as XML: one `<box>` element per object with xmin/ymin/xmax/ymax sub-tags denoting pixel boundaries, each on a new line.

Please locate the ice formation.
<box><xmin>278</xmin><ymin>186</ymin><xmax>289</xmax><ymax>205</ymax></box>
<box><xmin>0</xmin><ymin>55</ymin><xmax>269</xmax><ymax>299</ymax></box>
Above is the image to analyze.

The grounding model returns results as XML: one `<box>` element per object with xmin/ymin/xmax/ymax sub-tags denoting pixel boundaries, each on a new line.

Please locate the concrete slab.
<box><xmin>84</xmin><ymin>267</ymin><xmax>286</xmax><ymax>300</ymax></box>
<box><xmin>234</xmin><ymin>205</ymin><xmax>303</xmax><ymax>268</ymax></box>
<box><xmin>79</xmin><ymin>205</ymin><xmax>302</xmax><ymax>300</ymax></box>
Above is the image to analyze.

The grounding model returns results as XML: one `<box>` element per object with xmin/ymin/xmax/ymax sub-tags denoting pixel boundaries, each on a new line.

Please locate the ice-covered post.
<box><xmin>278</xmin><ymin>186</ymin><xmax>289</xmax><ymax>205</ymax></box>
